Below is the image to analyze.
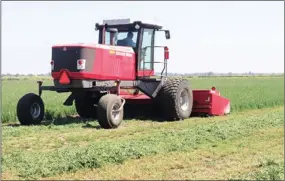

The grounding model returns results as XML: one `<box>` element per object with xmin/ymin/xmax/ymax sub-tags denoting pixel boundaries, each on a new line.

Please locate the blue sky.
<box><xmin>2</xmin><ymin>1</ymin><xmax>284</xmax><ymax>74</ymax></box>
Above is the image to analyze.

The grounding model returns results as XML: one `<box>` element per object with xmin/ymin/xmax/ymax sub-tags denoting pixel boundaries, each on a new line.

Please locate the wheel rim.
<box><xmin>179</xmin><ymin>89</ymin><xmax>189</xmax><ymax>111</ymax></box>
<box><xmin>30</xmin><ymin>103</ymin><xmax>41</xmax><ymax>119</ymax></box>
<box><xmin>111</xmin><ymin>103</ymin><xmax>121</xmax><ymax>124</ymax></box>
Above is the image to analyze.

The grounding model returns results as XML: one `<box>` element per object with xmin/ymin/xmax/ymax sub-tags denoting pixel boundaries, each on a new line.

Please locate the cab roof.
<box><xmin>95</xmin><ymin>19</ymin><xmax>163</xmax><ymax>31</ymax></box>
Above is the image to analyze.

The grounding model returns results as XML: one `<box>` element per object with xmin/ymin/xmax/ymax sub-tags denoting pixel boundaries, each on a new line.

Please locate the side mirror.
<box><xmin>165</xmin><ymin>30</ymin><xmax>170</xmax><ymax>39</ymax></box>
<box><xmin>95</xmin><ymin>23</ymin><xmax>100</xmax><ymax>31</ymax></box>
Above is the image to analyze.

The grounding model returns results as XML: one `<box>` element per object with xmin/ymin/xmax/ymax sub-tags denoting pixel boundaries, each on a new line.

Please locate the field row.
<box><xmin>2</xmin><ymin>106</ymin><xmax>284</xmax><ymax>180</ymax></box>
<box><xmin>45</xmin><ymin>126</ymin><xmax>284</xmax><ymax>180</ymax></box>
<box><xmin>2</xmin><ymin>76</ymin><xmax>284</xmax><ymax>123</ymax></box>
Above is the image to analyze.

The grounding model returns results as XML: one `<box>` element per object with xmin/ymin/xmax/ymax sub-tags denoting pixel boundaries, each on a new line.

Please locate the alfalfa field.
<box><xmin>1</xmin><ymin>76</ymin><xmax>284</xmax><ymax>180</ymax></box>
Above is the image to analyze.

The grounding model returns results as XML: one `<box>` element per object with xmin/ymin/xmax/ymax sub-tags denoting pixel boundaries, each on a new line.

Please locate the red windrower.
<box><xmin>16</xmin><ymin>19</ymin><xmax>231</xmax><ymax>130</ymax></box>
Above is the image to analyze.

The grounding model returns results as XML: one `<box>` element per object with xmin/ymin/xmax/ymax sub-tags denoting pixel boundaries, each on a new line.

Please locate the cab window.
<box><xmin>139</xmin><ymin>28</ymin><xmax>154</xmax><ymax>70</ymax></box>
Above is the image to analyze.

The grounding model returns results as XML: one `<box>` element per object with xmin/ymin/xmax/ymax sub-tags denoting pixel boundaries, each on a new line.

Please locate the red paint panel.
<box><xmin>137</xmin><ymin>70</ymin><xmax>155</xmax><ymax>77</ymax></box>
<box><xmin>52</xmin><ymin>71</ymin><xmax>134</xmax><ymax>80</ymax></box>
<box><xmin>93</xmin><ymin>48</ymin><xmax>135</xmax><ymax>80</ymax></box>
<box><xmin>192</xmin><ymin>89</ymin><xmax>230</xmax><ymax>116</ymax></box>
<box><xmin>120</xmin><ymin>94</ymin><xmax>152</xmax><ymax>104</ymax></box>
<box><xmin>51</xmin><ymin>44</ymin><xmax>136</xmax><ymax>80</ymax></box>
<box><xmin>211</xmin><ymin>93</ymin><xmax>230</xmax><ymax>115</ymax></box>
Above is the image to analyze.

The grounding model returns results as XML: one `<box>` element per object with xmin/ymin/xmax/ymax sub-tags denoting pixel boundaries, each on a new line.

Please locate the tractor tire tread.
<box><xmin>75</xmin><ymin>95</ymin><xmax>97</xmax><ymax>119</ymax></box>
<box><xmin>17</xmin><ymin>93</ymin><xmax>44</xmax><ymax>125</ymax></box>
<box><xmin>97</xmin><ymin>94</ymin><xmax>123</xmax><ymax>129</ymax></box>
<box><xmin>157</xmin><ymin>77</ymin><xmax>193</xmax><ymax>120</ymax></box>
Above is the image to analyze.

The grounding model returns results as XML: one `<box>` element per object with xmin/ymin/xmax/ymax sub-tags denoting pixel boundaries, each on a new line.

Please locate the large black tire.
<box><xmin>157</xmin><ymin>77</ymin><xmax>193</xmax><ymax>121</ymax></box>
<box><xmin>75</xmin><ymin>94</ymin><xmax>97</xmax><ymax>119</ymax></box>
<box><xmin>97</xmin><ymin>94</ymin><xmax>124</xmax><ymax>129</ymax></box>
<box><xmin>17</xmin><ymin>93</ymin><xmax>45</xmax><ymax>125</ymax></box>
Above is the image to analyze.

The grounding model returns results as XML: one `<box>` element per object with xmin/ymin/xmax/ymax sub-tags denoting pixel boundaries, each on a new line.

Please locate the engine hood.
<box><xmin>52</xmin><ymin>43</ymin><xmax>134</xmax><ymax>53</ymax></box>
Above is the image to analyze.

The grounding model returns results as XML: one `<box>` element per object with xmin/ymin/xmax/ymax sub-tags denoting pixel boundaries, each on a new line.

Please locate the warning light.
<box><xmin>51</xmin><ymin>60</ymin><xmax>54</xmax><ymax>70</ymax></box>
<box><xmin>211</xmin><ymin>86</ymin><xmax>216</xmax><ymax>91</ymax></box>
<box><xmin>164</xmin><ymin>46</ymin><xmax>169</xmax><ymax>60</ymax></box>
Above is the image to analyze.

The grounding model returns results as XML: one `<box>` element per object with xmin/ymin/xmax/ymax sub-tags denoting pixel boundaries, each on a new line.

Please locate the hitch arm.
<box><xmin>37</xmin><ymin>81</ymin><xmax>43</xmax><ymax>96</ymax></box>
<box><xmin>37</xmin><ymin>81</ymin><xmax>56</xmax><ymax>97</ymax></box>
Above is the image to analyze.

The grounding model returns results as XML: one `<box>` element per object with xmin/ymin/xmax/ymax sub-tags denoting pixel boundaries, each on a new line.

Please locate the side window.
<box><xmin>140</xmin><ymin>29</ymin><xmax>154</xmax><ymax>70</ymax></box>
<box><xmin>104</xmin><ymin>32</ymin><xmax>111</xmax><ymax>45</ymax></box>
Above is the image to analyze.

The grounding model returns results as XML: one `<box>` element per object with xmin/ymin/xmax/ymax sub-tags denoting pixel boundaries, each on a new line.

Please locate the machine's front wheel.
<box><xmin>97</xmin><ymin>94</ymin><xmax>124</xmax><ymax>129</ymax></box>
<box><xmin>157</xmin><ymin>77</ymin><xmax>193</xmax><ymax>121</ymax></box>
<box><xmin>17</xmin><ymin>93</ymin><xmax>45</xmax><ymax>125</ymax></box>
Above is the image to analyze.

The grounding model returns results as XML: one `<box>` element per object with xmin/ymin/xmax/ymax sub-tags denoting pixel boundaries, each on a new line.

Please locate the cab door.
<box><xmin>137</xmin><ymin>28</ymin><xmax>155</xmax><ymax>78</ymax></box>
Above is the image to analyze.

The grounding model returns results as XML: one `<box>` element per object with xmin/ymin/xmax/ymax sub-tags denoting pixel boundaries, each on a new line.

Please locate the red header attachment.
<box><xmin>164</xmin><ymin>46</ymin><xmax>169</xmax><ymax>60</ymax></box>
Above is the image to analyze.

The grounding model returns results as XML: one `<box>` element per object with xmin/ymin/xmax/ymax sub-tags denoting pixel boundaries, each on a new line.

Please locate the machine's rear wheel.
<box><xmin>75</xmin><ymin>94</ymin><xmax>97</xmax><ymax>119</ymax></box>
<box><xmin>17</xmin><ymin>93</ymin><xmax>45</xmax><ymax>125</ymax></box>
<box><xmin>157</xmin><ymin>77</ymin><xmax>193</xmax><ymax>121</ymax></box>
<box><xmin>97</xmin><ymin>94</ymin><xmax>124</xmax><ymax>129</ymax></box>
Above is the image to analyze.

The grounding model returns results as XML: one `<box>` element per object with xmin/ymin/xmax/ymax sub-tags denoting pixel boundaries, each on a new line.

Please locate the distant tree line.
<box><xmin>1</xmin><ymin>72</ymin><xmax>51</xmax><ymax>77</ymax></box>
<box><xmin>159</xmin><ymin>71</ymin><xmax>284</xmax><ymax>77</ymax></box>
<box><xmin>1</xmin><ymin>72</ymin><xmax>283</xmax><ymax>78</ymax></box>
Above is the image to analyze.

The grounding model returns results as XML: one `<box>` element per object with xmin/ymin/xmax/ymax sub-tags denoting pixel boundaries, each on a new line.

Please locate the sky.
<box><xmin>2</xmin><ymin>1</ymin><xmax>284</xmax><ymax>74</ymax></box>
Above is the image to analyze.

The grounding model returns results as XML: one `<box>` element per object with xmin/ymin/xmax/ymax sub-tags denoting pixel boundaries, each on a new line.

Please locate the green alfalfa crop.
<box><xmin>2</xmin><ymin>109</ymin><xmax>283</xmax><ymax>179</ymax></box>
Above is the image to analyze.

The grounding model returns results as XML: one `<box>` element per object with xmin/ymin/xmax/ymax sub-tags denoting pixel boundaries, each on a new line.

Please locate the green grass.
<box><xmin>1</xmin><ymin>76</ymin><xmax>284</xmax><ymax>123</ymax></box>
<box><xmin>1</xmin><ymin>76</ymin><xmax>284</xmax><ymax>180</ymax></box>
<box><xmin>41</xmin><ymin>126</ymin><xmax>283</xmax><ymax>180</ymax></box>
<box><xmin>2</xmin><ymin>107</ymin><xmax>283</xmax><ymax>179</ymax></box>
<box><xmin>236</xmin><ymin>159</ymin><xmax>284</xmax><ymax>180</ymax></box>
<box><xmin>190</xmin><ymin>76</ymin><xmax>284</xmax><ymax>112</ymax></box>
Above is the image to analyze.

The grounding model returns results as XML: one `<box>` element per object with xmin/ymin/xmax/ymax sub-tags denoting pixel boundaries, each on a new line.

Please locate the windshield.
<box><xmin>104</xmin><ymin>30</ymin><xmax>138</xmax><ymax>48</ymax></box>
